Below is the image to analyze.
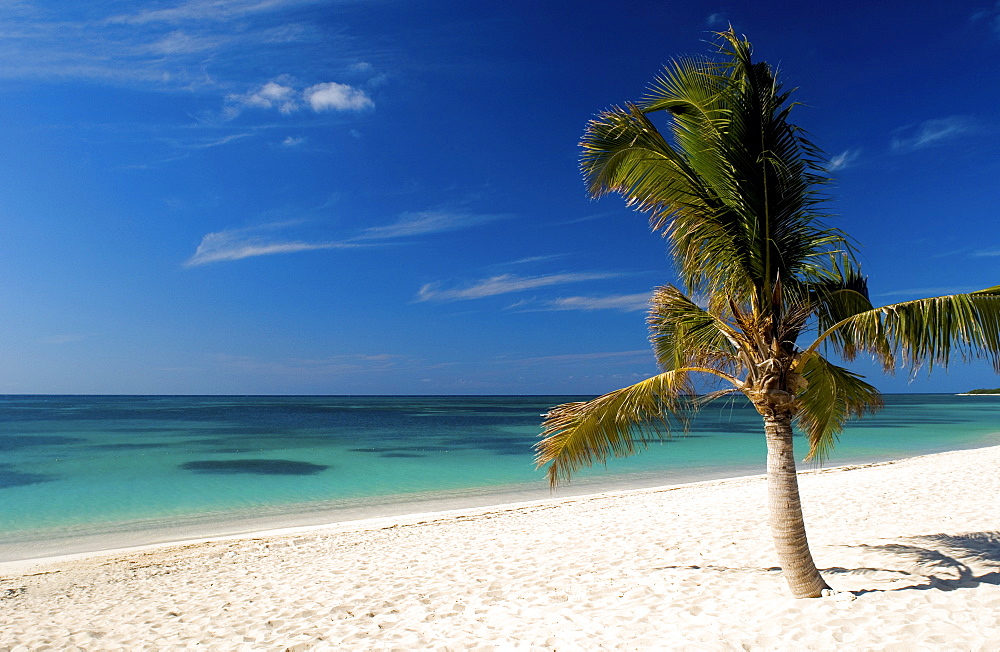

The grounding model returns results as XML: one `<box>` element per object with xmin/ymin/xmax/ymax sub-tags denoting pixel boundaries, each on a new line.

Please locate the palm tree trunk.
<box><xmin>763</xmin><ymin>413</ymin><xmax>830</xmax><ymax>598</ymax></box>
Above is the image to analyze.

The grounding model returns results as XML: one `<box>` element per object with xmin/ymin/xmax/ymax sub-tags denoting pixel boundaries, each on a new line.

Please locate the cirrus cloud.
<box><xmin>184</xmin><ymin>223</ymin><xmax>356</xmax><ymax>267</ymax></box>
<box><xmin>106</xmin><ymin>0</ymin><xmax>318</xmax><ymax>26</ymax></box>
<box><xmin>186</xmin><ymin>209</ymin><xmax>505</xmax><ymax>266</ymax></box>
<box><xmin>416</xmin><ymin>272</ymin><xmax>621</xmax><ymax>302</ymax></box>
<box><xmin>354</xmin><ymin>211</ymin><xmax>507</xmax><ymax>241</ymax></box>
<box><xmin>891</xmin><ymin>116</ymin><xmax>975</xmax><ymax>151</ymax></box>
<box><xmin>540</xmin><ymin>293</ymin><xmax>652</xmax><ymax>312</ymax></box>
<box><xmin>829</xmin><ymin>148</ymin><xmax>861</xmax><ymax>171</ymax></box>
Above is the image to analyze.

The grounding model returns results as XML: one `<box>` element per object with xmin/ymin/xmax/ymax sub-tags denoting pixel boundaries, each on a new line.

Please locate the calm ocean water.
<box><xmin>2</xmin><ymin>394</ymin><xmax>999</xmax><ymax>561</ymax></box>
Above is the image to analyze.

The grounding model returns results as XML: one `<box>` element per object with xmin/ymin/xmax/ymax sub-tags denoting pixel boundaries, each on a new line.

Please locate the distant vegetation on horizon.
<box><xmin>963</xmin><ymin>388</ymin><xmax>1000</xmax><ymax>394</ymax></box>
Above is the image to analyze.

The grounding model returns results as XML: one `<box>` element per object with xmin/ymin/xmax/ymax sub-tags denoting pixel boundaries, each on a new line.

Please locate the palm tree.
<box><xmin>534</xmin><ymin>30</ymin><xmax>1000</xmax><ymax>599</ymax></box>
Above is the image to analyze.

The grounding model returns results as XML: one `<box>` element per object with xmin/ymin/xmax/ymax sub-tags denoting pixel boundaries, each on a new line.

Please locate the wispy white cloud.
<box><xmin>706</xmin><ymin>12</ymin><xmax>729</xmax><ymax>27</ymax></box>
<box><xmin>145</xmin><ymin>30</ymin><xmax>228</xmax><ymax>55</ymax></box>
<box><xmin>0</xmin><ymin>3</ymin><xmax>294</xmax><ymax>86</ymax></box>
<box><xmin>107</xmin><ymin>0</ymin><xmax>313</xmax><ymax>25</ymax></box>
<box><xmin>929</xmin><ymin>246</ymin><xmax>972</xmax><ymax>259</ymax></box>
<box><xmin>355</xmin><ymin>211</ymin><xmax>506</xmax><ymax>241</ymax></box>
<box><xmin>305</xmin><ymin>81</ymin><xmax>374</xmax><ymax>111</ymax></box>
<box><xmin>187</xmin><ymin>209</ymin><xmax>504</xmax><ymax>266</ymax></box>
<box><xmin>876</xmin><ymin>286</ymin><xmax>979</xmax><ymax>298</ymax></box>
<box><xmin>416</xmin><ymin>272</ymin><xmax>621</xmax><ymax>302</ymax></box>
<box><xmin>171</xmin><ymin>133</ymin><xmax>254</xmax><ymax>149</ymax></box>
<box><xmin>282</xmin><ymin>135</ymin><xmax>305</xmax><ymax>147</ymax></box>
<box><xmin>504</xmin><ymin>254</ymin><xmax>571</xmax><ymax>266</ymax></box>
<box><xmin>973</xmin><ymin>248</ymin><xmax>1000</xmax><ymax>257</ymax></box>
<box><xmin>0</xmin><ymin>0</ymin><xmax>383</xmax><ymax>106</ymax></box>
<box><xmin>556</xmin><ymin>211</ymin><xmax>616</xmax><ymax>226</ymax></box>
<box><xmin>891</xmin><ymin>116</ymin><xmax>975</xmax><ymax>151</ymax></box>
<box><xmin>233</xmin><ymin>79</ymin><xmax>300</xmax><ymax>114</ymax></box>
<box><xmin>125</xmin><ymin>132</ymin><xmax>251</xmax><ymax>168</ymax></box>
<box><xmin>184</xmin><ymin>223</ymin><xmax>355</xmax><ymax>266</ymax></box>
<box><xmin>520</xmin><ymin>293</ymin><xmax>652</xmax><ymax>312</ymax></box>
<box><xmin>225</xmin><ymin>77</ymin><xmax>373</xmax><ymax>118</ymax></box>
<box><xmin>829</xmin><ymin>148</ymin><xmax>861</xmax><ymax>171</ymax></box>
<box><xmin>970</xmin><ymin>2</ymin><xmax>1000</xmax><ymax>37</ymax></box>
<box><xmin>186</xmin><ymin>237</ymin><xmax>347</xmax><ymax>266</ymax></box>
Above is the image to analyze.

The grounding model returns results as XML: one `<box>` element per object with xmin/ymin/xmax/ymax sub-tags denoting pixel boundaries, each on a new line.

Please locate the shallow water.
<box><xmin>1</xmin><ymin>394</ymin><xmax>999</xmax><ymax>560</ymax></box>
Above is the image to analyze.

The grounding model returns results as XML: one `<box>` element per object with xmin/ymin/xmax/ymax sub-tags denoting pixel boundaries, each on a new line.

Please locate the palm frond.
<box><xmin>536</xmin><ymin>374</ymin><xmax>683</xmax><ymax>487</ymax></box>
<box><xmin>536</xmin><ymin>371</ymin><xmax>725</xmax><ymax>487</ymax></box>
<box><xmin>812</xmin><ymin>286</ymin><xmax>1000</xmax><ymax>374</ymax></box>
<box><xmin>579</xmin><ymin>103</ymin><xmax>753</xmax><ymax>303</ymax></box>
<box><xmin>702</xmin><ymin>30</ymin><xmax>846</xmax><ymax>304</ymax></box>
<box><xmin>647</xmin><ymin>285</ymin><xmax>741</xmax><ymax>374</ymax></box>
<box><xmin>805</xmin><ymin>258</ymin><xmax>883</xmax><ymax>360</ymax></box>
<box><xmin>581</xmin><ymin>29</ymin><xmax>852</xmax><ymax>309</ymax></box>
<box><xmin>580</xmin><ymin>104</ymin><xmax>692</xmax><ymax>206</ymax></box>
<box><xmin>794</xmin><ymin>354</ymin><xmax>882</xmax><ymax>461</ymax></box>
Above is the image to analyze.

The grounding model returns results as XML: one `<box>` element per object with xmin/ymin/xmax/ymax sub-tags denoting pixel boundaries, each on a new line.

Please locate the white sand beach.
<box><xmin>2</xmin><ymin>445</ymin><xmax>1000</xmax><ymax>651</ymax></box>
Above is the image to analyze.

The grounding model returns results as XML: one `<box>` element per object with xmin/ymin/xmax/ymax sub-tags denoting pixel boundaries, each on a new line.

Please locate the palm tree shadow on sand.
<box><xmin>824</xmin><ymin>531</ymin><xmax>1000</xmax><ymax>595</ymax></box>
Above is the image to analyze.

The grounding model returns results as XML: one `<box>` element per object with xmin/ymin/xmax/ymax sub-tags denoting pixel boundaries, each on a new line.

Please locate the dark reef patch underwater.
<box><xmin>179</xmin><ymin>459</ymin><xmax>330</xmax><ymax>476</ymax></box>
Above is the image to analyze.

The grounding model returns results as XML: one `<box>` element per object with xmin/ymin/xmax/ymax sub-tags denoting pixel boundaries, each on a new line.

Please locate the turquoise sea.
<box><xmin>2</xmin><ymin>394</ymin><xmax>999</xmax><ymax>562</ymax></box>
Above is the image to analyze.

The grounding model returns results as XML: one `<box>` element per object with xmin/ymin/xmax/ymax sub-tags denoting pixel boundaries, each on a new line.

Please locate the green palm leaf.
<box><xmin>805</xmin><ymin>259</ymin><xmax>883</xmax><ymax>360</ymax></box>
<box><xmin>536</xmin><ymin>374</ymin><xmax>685</xmax><ymax>487</ymax></box>
<box><xmin>794</xmin><ymin>354</ymin><xmax>883</xmax><ymax>461</ymax></box>
<box><xmin>646</xmin><ymin>284</ymin><xmax>741</xmax><ymax>374</ymax></box>
<box><xmin>581</xmin><ymin>30</ymin><xmax>853</xmax><ymax>310</ymax></box>
<box><xmin>811</xmin><ymin>286</ymin><xmax>1000</xmax><ymax>374</ymax></box>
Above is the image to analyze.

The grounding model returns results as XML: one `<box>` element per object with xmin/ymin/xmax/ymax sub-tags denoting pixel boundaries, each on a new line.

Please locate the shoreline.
<box><xmin>4</xmin><ymin>437</ymin><xmax>1000</xmax><ymax>567</ymax></box>
<box><xmin>0</xmin><ymin>452</ymin><xmax>923</xmax><ymax>572</ymax></box>
<box><xmin>3</xmin><ymin>444</ymin><xmax>1000</xmax><ymax>648</ymax></box>
<box><xmin>0</xmin><ymin>462</ymin><xmax>762</xmax><ymax>566</ymax></box>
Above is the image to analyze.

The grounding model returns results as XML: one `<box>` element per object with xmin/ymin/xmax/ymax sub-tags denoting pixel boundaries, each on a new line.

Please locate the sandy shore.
<box><xmin>2</xmin><ymin>446</ymin><xmax>1000</xmax><ymax>650</ymax></box>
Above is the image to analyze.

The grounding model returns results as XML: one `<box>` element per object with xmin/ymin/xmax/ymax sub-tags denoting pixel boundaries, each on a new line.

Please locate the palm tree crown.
<box><xmin>535</xmin><ymin>29</ymin><xmax>1000</xmax><ymax>598</ymax></box>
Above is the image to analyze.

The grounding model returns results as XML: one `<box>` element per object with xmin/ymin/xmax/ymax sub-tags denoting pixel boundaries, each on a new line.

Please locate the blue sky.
<box><xmin>1</xmin><ymin>0</ymin><xmax>999</xmax><ymax>395</ymax></box>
